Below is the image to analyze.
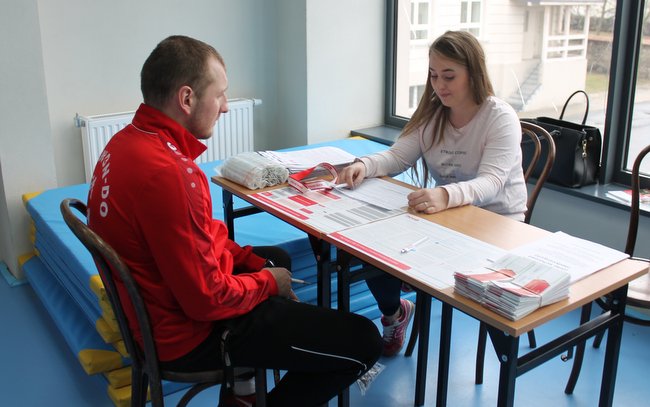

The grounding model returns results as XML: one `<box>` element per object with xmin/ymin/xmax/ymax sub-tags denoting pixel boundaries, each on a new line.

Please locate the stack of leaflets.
<box><xmin>258</xmin><ymin>146</ymin><xmax>356</xmax><ymax>173</ymax></box>
<box><xmin>606</xmin><ymin>188</ymin><xmax>650</xmax><ymax>212</ymax></box>
<box><xmin>453</xmin><ymin>267</ymin><xmax>514</xmax><ymax>303</ymax></box>
<box><xmin>454</xmin><ymin>253</ymin><xmax>570</xmax><ymax>321</ymax></box>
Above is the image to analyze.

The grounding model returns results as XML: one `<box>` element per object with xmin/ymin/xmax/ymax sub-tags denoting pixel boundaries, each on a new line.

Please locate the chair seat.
<box><xmin>162</xmin><ymin>369</ymin><xmax>224</xmax><ymax>384</ymax></box>
<box><xmin>628</xmin><ymin>265</ymin><xmax>650</xmax><ymax>308</ymax></box>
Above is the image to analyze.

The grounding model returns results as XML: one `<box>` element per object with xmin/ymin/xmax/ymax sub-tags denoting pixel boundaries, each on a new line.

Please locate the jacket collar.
<box><xmin>132</xmin><ymin>103</ymin><xmax>207</xmax><ymax>160</ymax></box>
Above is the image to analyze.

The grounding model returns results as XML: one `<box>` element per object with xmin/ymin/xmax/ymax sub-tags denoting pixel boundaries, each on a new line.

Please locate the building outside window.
<box><xmin>387</xmin><ymin>0</ymin><xmax>650</xmax><ymax>186</ymax></box>
<box><xmin>460</xmin><ymin>0</ymin><xmax>482</xmax><ymax>36</ymax></box>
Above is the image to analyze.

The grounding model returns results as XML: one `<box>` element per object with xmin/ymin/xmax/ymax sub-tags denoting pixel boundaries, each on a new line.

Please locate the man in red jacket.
<box><xmin>87</xmin><ymin>35</ymin><xmax>382</xmax><ymax>407</ymax></box>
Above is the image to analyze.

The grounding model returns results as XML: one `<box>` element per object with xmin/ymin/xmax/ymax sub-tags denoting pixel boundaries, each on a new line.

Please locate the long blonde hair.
<box><xmin>401</xmin><ymin>30</ymin><xmax>494</xmax><ymax>186</ymax></box>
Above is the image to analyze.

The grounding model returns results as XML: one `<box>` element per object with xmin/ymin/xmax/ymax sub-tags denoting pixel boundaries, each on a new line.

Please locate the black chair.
<box><xmin>403</xmin><ymin>121</ymin><xmax>557</xmax><ymax>381</ymax></box>
<box><xmin>564</xmin><ymin>143</ymin><xmax>650</xmax><ymax>394</ymax></box>
<box><xmin>60</xmin><ymin>198</ymin><xmax>270</xmax><ymax>407</ymax></box>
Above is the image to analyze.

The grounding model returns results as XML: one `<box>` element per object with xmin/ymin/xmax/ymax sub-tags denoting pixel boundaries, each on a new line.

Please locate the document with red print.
<box><xmin>330</xmin><ymin>213</ymin><xmax>505</xmax><ymax>289</ymax></box>
<box><xmin>481</xmin><ymin>254</ymin><xmax>571</xmax><ymax>320</ymax></box>
<box><xmin>248</xmin><ymin>178</ymin><xmax>408</xmax><ymax>234</ymax></box>
<box><xmin>455</xmin><ymin>231</ymin><xmax>629</xmax><ymax>320</ymax></box>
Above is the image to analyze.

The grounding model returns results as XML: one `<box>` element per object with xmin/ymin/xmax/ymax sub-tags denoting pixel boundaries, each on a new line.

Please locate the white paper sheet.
<box><xmin>329</xmin><ymin>213</ymin><xmax>506</xmax><ymax>289</ymax></box>
<box><xmin>258</xmin><ymin>146</ymin><xmax>356</xmax><ymax>172</ymax></box>
<box><xmin>508</xmin><ymin>231</ymin><xmax>629</xmax><ymax>282</ymax></box>
<box><xmin>249</xmin><ymin>185</ymin><xmax>406</xmax><ymax>234</ymax></box>
<box><xmin>334</xmin><ymin>178</ymin><xmax>412</xmax><ymax>211</ymax></box>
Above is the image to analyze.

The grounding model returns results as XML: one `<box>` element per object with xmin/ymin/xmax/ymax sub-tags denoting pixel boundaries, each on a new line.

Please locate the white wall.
<box><xmin>0</xmin><ymin>0</ymin><xmax>386</xmax><ymax>279</ymax></box>
<box><xmin>306</xmin><ymin>0</ymin><xmax>385</xmax><ymax>144</ymax></box>
<box><xmin>0</xmin><ymin>0</ymin><xmax>57</xmax><ymax>279</ymax></box>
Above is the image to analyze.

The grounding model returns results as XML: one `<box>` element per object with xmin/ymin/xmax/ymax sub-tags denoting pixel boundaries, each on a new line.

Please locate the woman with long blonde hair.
<box><xmin>338</xmin><ymin>30</ymin><xmax>526</xmax><ymax>356</ymax></box>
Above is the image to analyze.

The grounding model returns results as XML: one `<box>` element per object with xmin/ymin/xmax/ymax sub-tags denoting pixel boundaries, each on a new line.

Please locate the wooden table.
<box><xmin>212</xmin><ymin>175</ymin><xmax>647</xmax><ymax>407</ymax></box>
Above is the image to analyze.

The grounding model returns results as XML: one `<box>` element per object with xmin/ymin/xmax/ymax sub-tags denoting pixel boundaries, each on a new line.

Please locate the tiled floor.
<box><xmin>2</xmin><ymin>273</ymin><xmax>649</xmax><ymax>407</ymax></box>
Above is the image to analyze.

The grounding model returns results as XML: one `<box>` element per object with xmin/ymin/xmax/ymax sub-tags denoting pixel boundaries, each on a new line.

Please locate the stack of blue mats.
<box><xmin>22</xmin><ymin>137</ymin><xmax>410</xmax><ymax>406</ymax></box>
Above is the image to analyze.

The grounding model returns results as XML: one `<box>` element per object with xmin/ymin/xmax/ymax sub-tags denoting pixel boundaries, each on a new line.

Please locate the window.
<box><xmin>409</xmin><ymin>84</ymin><xmax>426</xmax><ymax>109</ymax></box>
<box><xmin>460</xmin><ymin>0</ymin><xmax>482</xmax><ymax>36</ymax></box>
<box><xmin>385</xmin><ymin>0</ymin><xmax>650</xmax><ymax>188</ymax></box>
<box><xmin>410</xmin><ymin>1</ymin><xmax>430</xmax><ymax>40</ymax></box>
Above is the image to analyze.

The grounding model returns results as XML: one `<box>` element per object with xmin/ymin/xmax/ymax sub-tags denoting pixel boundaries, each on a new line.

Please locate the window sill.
<box><xmin>350</xmin><ymin>125</ymin><xmax>649</xmax><ymax>218</ymax></box>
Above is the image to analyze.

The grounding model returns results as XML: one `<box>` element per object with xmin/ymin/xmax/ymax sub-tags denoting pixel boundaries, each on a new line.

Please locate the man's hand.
<box><xmin>266</xmin><ymin>267</ymin><xmax>299</xmax><ymax>300</ymax></box>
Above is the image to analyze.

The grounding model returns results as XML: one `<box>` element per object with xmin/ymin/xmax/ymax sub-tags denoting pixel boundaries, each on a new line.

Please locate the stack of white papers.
<box><xmin>606</xmin><ymin>189</ymin><xmax>650</xmax><ymax>212</ymax></box>
<box><xmin>258</xmin><ymin>146</ymin><xmax>356</xmax><ymax>173</ymax></box>
<box><xmin>454</xmin><ymin>267</ymin><xmax>514</xmax><ymax>303</ymax></box>
<box><xmin>456</xmin><ymin>253</ymin><xmax>571</xmax><ymax>320</ymax></box>
<box><xmin>486</xmin><ymin>254</ymin><xmax>570</xmax><ymax>320</ymax></box>
<box><xmin>454</xmin><ymin>231</ymin><xmax>629</xmax><ymax>321</ymax></box>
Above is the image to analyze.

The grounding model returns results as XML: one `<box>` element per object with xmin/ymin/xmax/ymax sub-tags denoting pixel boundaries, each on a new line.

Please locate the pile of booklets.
<box><xmin>218</xmin><ymin>146</ymin><xmax>356</xmax><ymax>189</ymax></box>
<box><xmin>454</xmin><ymin>253</ymin><xmax>570</xmax><ymax>321</ymax></box>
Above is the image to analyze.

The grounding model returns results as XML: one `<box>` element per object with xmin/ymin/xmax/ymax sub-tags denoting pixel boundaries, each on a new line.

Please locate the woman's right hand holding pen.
<box><xmin>337</xmin><ymin>161</ymin><xmax>367</xmax><ymax>189</ymax></box>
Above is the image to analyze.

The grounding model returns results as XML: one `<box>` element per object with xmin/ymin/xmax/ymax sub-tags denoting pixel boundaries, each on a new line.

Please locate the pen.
<box><xmin>291</xmin><ymin>278</ymin><xmax>310</xmax><ymax>285</ymax></box>
<box><xmin>400</xmin><ymin>236</ymin><xmax>429</xmax><ymax>254</ymax></box>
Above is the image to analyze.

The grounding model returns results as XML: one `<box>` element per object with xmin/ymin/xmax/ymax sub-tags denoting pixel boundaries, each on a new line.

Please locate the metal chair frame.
<box><xmin>60</xmin><ymin>198</ymin><xmax>269</xmax><ymax>407</ymax></box>
<box><xmin>564</xmin><ymin>143</ymin><xmax>650</xmax><ymax>394</ymax></box>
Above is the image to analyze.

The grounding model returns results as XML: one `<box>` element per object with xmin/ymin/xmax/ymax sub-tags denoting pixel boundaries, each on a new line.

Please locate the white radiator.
<box><xmin>76</xmin><ymin>98</ymin><xmax>261</xmax><ymax>183</ymax></box>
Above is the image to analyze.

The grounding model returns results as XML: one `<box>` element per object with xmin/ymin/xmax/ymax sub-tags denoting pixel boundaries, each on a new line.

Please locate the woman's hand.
<box><xmin>337</xmin><ymin>161</ymin><xmax>367</xmax><ymax>189</ymax></box>
<box><xmin>407</xmin><ymin>187</ymin><xmax>449</xmax><ymax>214</ymax></box>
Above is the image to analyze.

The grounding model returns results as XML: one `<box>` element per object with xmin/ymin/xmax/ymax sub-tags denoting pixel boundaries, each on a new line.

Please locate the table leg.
<box><xmin>434</xmin><ymin>302</ymin><xmax>451</xmax><ymax>407</ymax></box>
<box><xmin>599</xmin><ymin>284</ymin><xmax>628</xmax><ymax>407</ymax></box>
<box><xmin>487</xmin><ymin>327</ymin><xmax>519</xmax><ymax>407</ymax></box>
<box><xmin>413</xmin><ymin>291</ymin><xmax>432</xmax><ymax>406</ymax></box>
<box><xmin>333</xmin><ymin>248</ymin><xmax>353</xmax><ymax>407</ymax></box>
<box><xmin>222</xmin><ymin>189</ymin><xmax>235</xmax><ymax>240</ymax></box>
<box><xmin>336</xmin><ymin>249</ymin><xmax>352</xmax><ymax>313</ymax></box>
<box><xmin>308</xmin><ymin>236</ymin><xmax>331</xmax><ymax>309</ymax></box>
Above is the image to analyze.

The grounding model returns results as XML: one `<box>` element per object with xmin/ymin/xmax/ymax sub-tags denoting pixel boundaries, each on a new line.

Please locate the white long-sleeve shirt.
<box><xmin>360</xmin><ymin>96</ymin><xmax>527</xmax><ymax>220</ymax></box>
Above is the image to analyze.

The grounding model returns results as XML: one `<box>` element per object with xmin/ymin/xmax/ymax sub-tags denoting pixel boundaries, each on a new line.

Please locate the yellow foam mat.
<box><xmin>78</xmin><ymin>349</ymin><xmax>124</xmax><ymax>375</ymax></box>
<box><xmin>21</xmin><ymin>191</ymin><xmax>42</xmax><ymax>205</ymax></box>
<box><xmin>107</xmin><ymin>384</ymin><xmax>132</xmax><ymax>407</ymax></box>
<box><xmin>114</xmin><ymin>340</ymin><xmax>128</xmax><ymax>358</ymax></box>
<box><xmin>108</xmin><ymin>384</ymin><xmax>150</xmax><ymax>407</ymax></box>
<box><xmin>18</xmin><ymin>253</ymin><xmax>35</xmax><ymax>268</ymax></box>
<box><xmin>104</xmin><ymin>366</ymin><xmax>132</xmax><ymax>388</ymax></box>
<box><xmin>90</xmin><ymin>275</ymin><xmax>107</xmax><ymax>301</ymax></box>
<box><xmin>96</xmin><ymin>317</ymin><xmax>123</xmax><ymax>344</ymax></box>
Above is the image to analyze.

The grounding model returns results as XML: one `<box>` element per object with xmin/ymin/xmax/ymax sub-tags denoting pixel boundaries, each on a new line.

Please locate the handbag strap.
<box><xmin>559</xmin><ymin>90</ymin><xmax>589</xmax><ymax>125</ymax></box>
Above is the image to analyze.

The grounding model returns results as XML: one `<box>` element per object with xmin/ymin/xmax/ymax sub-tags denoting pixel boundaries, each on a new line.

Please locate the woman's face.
<box><xmin>428</xmin><ymin>52</ymin><xmax>473</xmax><ymax>110</ymax></box>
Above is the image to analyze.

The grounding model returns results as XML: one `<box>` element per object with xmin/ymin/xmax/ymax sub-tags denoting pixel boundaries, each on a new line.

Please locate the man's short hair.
<box><xmin>141</xmin><ymin>35</ymin><xmax>224</xmax><ymax>108</ymax></box>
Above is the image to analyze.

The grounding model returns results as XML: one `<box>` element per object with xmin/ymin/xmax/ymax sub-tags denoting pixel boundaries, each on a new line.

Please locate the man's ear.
<box><xmin>178</xmin><ymin>85</ymin><xmax>194</xmax><ymax>115</ymax></box>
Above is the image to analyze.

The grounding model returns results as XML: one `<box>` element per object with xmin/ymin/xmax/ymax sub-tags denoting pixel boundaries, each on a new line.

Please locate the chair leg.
<box><xmin>527</xmin><ymin>329</ymin><xmax>537</xmax><ymax>348</ymax></box>
<box><xmin>131</xmin><ymin>368</ymin><xmax>149</xmax><ymax>407</ymax></box>
<box><xmin>593</xmin><ymin>330</ymin><xmax>605</xmax><ymax>349</ymax></box>
<box><xmin>475</xmin><ymin>322</ymin><xmax>487</xmax><ymax>384</ymax></box>
<box><xmin>148</xmin><ymin>377</ymin><xmax>165</xmax><ymax>407</ymax></box>
<box><xmin>564</xmin><ymin>302</ymin><xmax>593</xmax><ymax>394</ymax></box>
<box><xmin>178</xmin><ymin>383</ymin><xmax>219</xmax><ymax>407</ymax></box>
<box><xmin>405</xmin><ymin>306</ymin><xmax>420</xmax><ymax>357</ymax></box>
<box><xmin>255</xmin><ymin>368</ymin><xmax>268</xmax><ymax>407</ymax></box>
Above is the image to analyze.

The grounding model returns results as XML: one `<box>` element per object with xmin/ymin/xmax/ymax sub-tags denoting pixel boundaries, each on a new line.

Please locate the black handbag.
<box><xmin>522</xmin><ymin>90</ymin><xmax>602</xmax><ymax>188</ymax></box>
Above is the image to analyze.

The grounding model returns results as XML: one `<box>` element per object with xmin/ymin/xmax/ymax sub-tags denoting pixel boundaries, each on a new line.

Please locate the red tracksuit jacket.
<box><xmin>87</xmin><ymin>103</ymin><xmax>276</xmax><ymax>361</ymax></box>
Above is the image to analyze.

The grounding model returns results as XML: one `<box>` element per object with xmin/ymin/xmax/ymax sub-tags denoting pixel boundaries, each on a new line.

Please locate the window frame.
<box><xmin>384</xmin><ymin>0</ymin><xmax>649</xmax><ymax>189</ymax></box>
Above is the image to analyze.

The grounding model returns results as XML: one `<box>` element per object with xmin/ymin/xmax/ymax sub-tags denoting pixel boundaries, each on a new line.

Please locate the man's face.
<box><xmin>187</xmin><ymin>57</ymin><xmax>229</xmax><ymax>139</ymax></box>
